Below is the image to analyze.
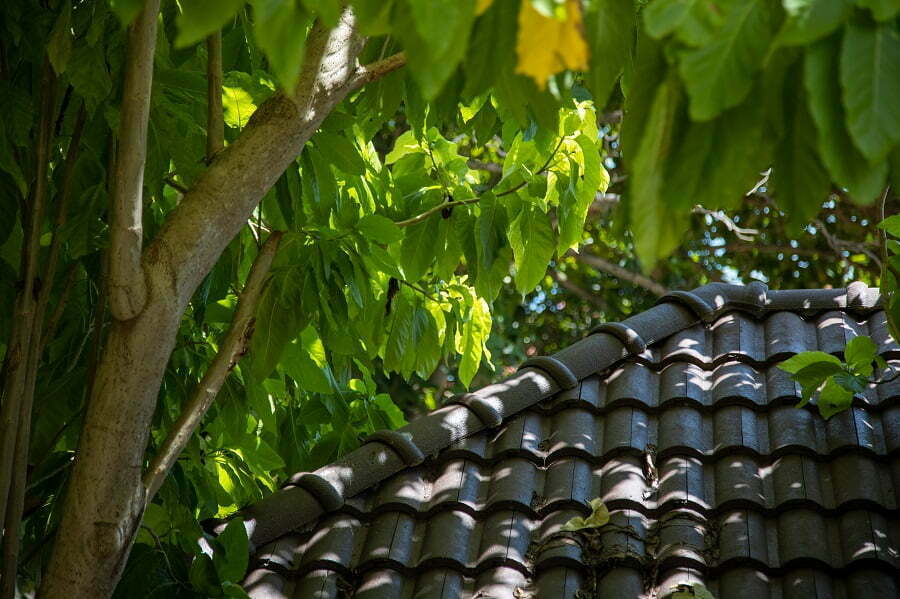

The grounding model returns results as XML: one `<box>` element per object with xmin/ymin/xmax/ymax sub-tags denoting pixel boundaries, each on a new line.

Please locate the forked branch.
<box><xmin>142</xmin><ymin>232</ymin><xmax>282</xmax><ymax>499</ymax></box>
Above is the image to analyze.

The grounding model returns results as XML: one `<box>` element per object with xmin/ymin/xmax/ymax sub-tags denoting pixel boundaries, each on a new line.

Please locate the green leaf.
<box><xmin>878</xmin><ymin>214</ymin><xmax>900</xmax><ymax>238</ymax></box>
<box><xmin>300</xmin><ymin>0</ymin><xmax>343</xmax><ymax>26</ymax></box>
<box><xmin>373</xmin><ymin>394</ymin><xmax>408</xmax><ymax>428</ymax></box>
<box><xmin>189</xmin><ymin>554</ymin><xmax>221</xmax><ymax>597</ymax></box>
<box><xmin>678</xmin><ymin>0</ymin><xmax>776</xmax><ymax>121</ymax></box>
<box><xmin>804</xmin><ymin>36</ymin><xmax>886</xmax><ymax>204</ymax></box>
<box><xmin>643</xmin><ymin>0</ymin><xmax>699</xmax><ymax>39</ymax></box>
<box><xmin>583</xmin><ymin>0</ymin><xmax>634</xmax><ymax>106</ymax></box>
<box><xmin>629</xmin><ymin>73</ymin><xmax>684</xmax><ymax>269</ymax></box>
<box><xmin>771</xmin><ymin>78</ymin><xmax>831</xmax><ymax>228</ymax></box>
<box><xmin>399</xmin><ymin>0</ymin><xmax>476</xmax><ymax>99</ymax></box>
<box><xmin>213</xmin><ymin>518</ymin><xmax>249</xmax><ymax>583</ymax></box>
<box><xmin>222</xmin><ymin>71</ymin><xmax>274</xmax><ymax>129</ymax></box>
<box><xmin>558</xmin><ymin>135</ymin><xmax>608</xmax><ymax>253</ymax></box>
<box><xmin>857</xmin><ymin>0</ymin><xmax>900</xmax><ymax>21</ymax></box>
<box><xmin>222</xmin><ymin>582</ymin><xmax>252</xmax><ymax>599</ymax></box>
<box><xmin>671</xmin><ymin>583</ymin><xmax>717</xmax><ymax>599</ymax></box>
<box><xmin>845</xmin><ymin>335</ymin><xmax>877</xmax><ymax>376</ymax></box>
<box><xmin>509</xmin><ymin>205</ymin><xmax>555</xmax><ymax>293</ymax></box>
<box><xmin>840</xmin><ymin>20</ymin><xmax>900</xmax><ymax>162</ymax></box>
<box><xmin>250</xmin><ymin>278</ymin><xmax>299</xmax><ymax>379</ymax></box>
<box><xmin>399</xmin><ymin>214</ymin><xmax>439</xmax><ymax>281</ymax></box>
<box><xmin>110</xmin><ymin>0</ymin><xmax>145</xmax><ymax>25</ymax></box>
<box><xmin>177</xmin><ymin>0</ymin><xmax>245</xmax><ymax>47</ymax></box>
<box><xmin>561</xmin><ymin>498</ymin><xmax>609</xmax><ymax>531</ymax></box>
<box><xmin>251</xmin><ymin>0</ymin><xmax>312</xmax><ymax>91</ymax></box>
<box><xmin>817</xmin><ymin>376</ymin><xmax>853</xmax><ymax>418</ymax></box>
<box><xmin>457</xmin><ymin>295</ymin><xmax>491</xmax><ymax>387</ymax></box>
<box><xmin>357</xmin><ymin>214</ymin><xmax>403</xmax><ymax>244</ymax></box>
<box><xmin>314</xmin><ymin>131</ymin><xmax>366</xmax><ymax>176</ymax></box>
<box><xmin>281</xmin><ymin>335</ymin><xmax>333</xmax><ymax>393</ymax></box>
<box><xmin>779</xmin><ymin>350</ymin><xmax>841</xmax><ymax>373</ymax></box>
<box><xmin>48</xmin><ymin>1</ymin><xmax>73</xmax><ymax>75</ymax></box>
<box><xmin>776</xmin><ymin>0</ymin><xmax>852</xmax><ymax>45</ymax></box>
<box><xmin>463</xmin><ymin>0</ymin><xmax>517</xmax><ymax>97</ymax></box>
<box><xmin>67</xmin><ymin>41</ymin><xmax>113</xmax><ymax>114</ymax></box>
<box><xmin>790</xmin><ymin>360</ymin><xmax>843</xmax><ymax>387</ymax></box>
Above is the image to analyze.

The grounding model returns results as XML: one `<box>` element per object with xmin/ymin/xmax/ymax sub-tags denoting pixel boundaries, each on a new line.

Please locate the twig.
<box><xmin>163</xmin><ymin>174</ymin><xmax>189</xmax><ymax>194</ymax></box>
<box><xmin>399</xmin><ymin>279</ymin><xmax>437</xmax><ymax>301</ymax></box>
<box><xmin>395</xmin><ymin>137</ymin><xmax>565</xmax><ymax>229</ymax></box>
<box><xmin>574</xmin><ymin>251</ymin><xmax>669</xmax><ymax>296</ymax></box>
<box><xmin>143</xmin><ymin>232</ymin><xmax>282</xmax><ymax>500</ymax></box>
<box><xmin>346</xmin><ymin>52</ymin><xmax>406</xmax><ymax>92</ymax></box>
<box><xmin>693</xmin><ymin>204</ymin><xmax>759</xmax><ymax>241</ymax></box>
<box><xmin>108</xmin><ymin>0</ymin><xmax>160</xmax><ymax>321</ymax></box>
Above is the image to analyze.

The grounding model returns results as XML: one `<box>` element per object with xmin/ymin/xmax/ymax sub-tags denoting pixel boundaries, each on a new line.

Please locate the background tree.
<box><xmin>0</xmin><ymin>0</ymin><xmax>896</xmax><ymax>598</ymax></box>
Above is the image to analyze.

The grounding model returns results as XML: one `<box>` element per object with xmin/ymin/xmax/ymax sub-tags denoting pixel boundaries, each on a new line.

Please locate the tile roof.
<box><xmin>235</xmin><ymin>282</ymin><xmax>900</xmax><ymax>598</ymax></box>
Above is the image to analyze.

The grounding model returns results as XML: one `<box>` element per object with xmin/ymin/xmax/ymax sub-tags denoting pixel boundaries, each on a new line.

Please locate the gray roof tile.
<box><xmin>237</xmin><ymin>284</ymin><xmax>898</xmax><ymax>598</ymax></box>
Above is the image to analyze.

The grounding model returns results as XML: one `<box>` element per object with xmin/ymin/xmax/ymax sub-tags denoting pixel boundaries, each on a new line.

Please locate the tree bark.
<box><xmin>39</xmin><ymin>8</ymin><xmax>399</xmax><ymax>599</ymax></box>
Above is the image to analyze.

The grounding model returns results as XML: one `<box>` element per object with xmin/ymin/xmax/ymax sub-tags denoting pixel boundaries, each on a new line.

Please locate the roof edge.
<box><xmin>227</xmin><ymin>282</ymin><xmax>882</xmax><ymax>550</ymax></box>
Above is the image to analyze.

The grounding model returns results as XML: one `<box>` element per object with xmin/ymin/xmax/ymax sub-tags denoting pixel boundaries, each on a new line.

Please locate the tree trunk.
<box><xmin>38</xmin><ymin>9</ymin><xmax>377</xmax><ymax>598</ymax></box>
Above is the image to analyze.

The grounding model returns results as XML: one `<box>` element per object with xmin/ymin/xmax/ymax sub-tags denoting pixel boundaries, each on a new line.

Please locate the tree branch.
<box><xmin>143</xmin><ymin>8</ymin><xmax>366</xmax><ymax>310</ymax></box>
<box><xmin>206</xmin><ymin>32</ymin><xmax>224</xmax><ymax>161</ymax></box>
<box><xmin>143</xmin><ymin>232</ymin><xmax>282</xmax><ymax>500</ymax></box>
<box><xmin>346</xmin><ymin>51</ymin><xmax>406</xmax><ymax>92</ymax></box>
<box><xmin>574</xmin><ymin>251</ymin><xmax>669</xmax><ymax>296</ymax></box>
<box><xmin>0</xmin><ymin>60</ymin><xmax>56</xmax><ymax>599</ymax></box>
<box><xmin>108</xmin><ymin>0</ymin><xmax>159</xmax><ymax>321</ymax></box>
<box><xmin>692</xmin><ymin>204</ymin><xmax>759</xmax><ymax>241</ymax></box>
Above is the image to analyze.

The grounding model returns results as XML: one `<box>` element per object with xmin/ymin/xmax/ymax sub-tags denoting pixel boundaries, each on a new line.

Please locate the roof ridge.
<box><xmin>225</xmin><ymin>282</ymin><xmax>882</xmax><ymax>550</ymax></box>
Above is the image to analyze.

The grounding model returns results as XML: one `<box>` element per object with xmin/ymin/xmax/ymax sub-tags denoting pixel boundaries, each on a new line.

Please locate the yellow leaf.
<box><xmin>515</xmin><ymin>0</ymin><xmax>589</xmax><ymax>89</ymax></box>
<box><xmin>561</xmin><ymin>498</ymin><xmax>609</xmax><ymax>531</ymax></box>
<box><xmin>476</xmin><ymin>0</ymin><xmax>494</xmax><ymax>16</ymax></box>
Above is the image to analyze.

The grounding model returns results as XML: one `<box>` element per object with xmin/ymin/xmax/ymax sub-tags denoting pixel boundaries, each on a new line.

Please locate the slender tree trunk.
<box><xmin>38</xmin><ymin>8</ymin><xmax>408</xmax><ymax>598</ymax></box>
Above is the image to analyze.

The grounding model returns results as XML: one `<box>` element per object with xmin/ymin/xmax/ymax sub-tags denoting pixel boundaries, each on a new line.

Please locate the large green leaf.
<box><xmin>509</xmin><ymin>204</ymin><xmax>555</xmax><ymax>293</ymax></box>
<box><xmin>804</xmin><ymin>36</ymin><xmax>886</xmax><ymax>203</ymax></box>
<box><xmin>642</xmin><ymin>0</ymin><xmax>699</xmax><ymax>39</ymax></box>
<box><xmin>840</xmin><ymin>20</ymin><xmax>900</xmax><ymax>162</ymax></box>
<box><xmin>857</xmin><ymin>0</ymin><xmax>900</xmax><ymax>20</ymax></box>
<box><xmin>776</xmin><ymin>0</ymin><xmax>852</xmax><ymax>45</ymax></box>
<box><xmin>249</xmin><ymin>278</ymin><xmax>300</xmax><ymax>379</ymax></box>
<box><xmin>584</xmin><ymin>0</ymin><xmax>635</xmax><ymax>106</ymax></box>
<box><xmin>110</xmin><ymin>0</ymin><xmax>145</xmax><ymax>24</ymax></box>
<box><xmin>399</xmin><ymin>215</ymin><xmax>439</xmax><ymax>281</ymax></box>
<box><xmin>251</xmin><ymin>0</ymin><xmax>312</xmax><ymax>91</ymax></box>
<box><xmin>678</xmin><ymin>0</ymin><xmax>776</xmax><ymax>121</ymax></box>
<box><xmin>771</xmin><ymin>78</ymin><xmax>831</xmax><ymax>228</ymax></box>
<box><xmin>779</xmin><ymin>350</ymin><xmax>841</xmax><ymax>373</ymax></box>
<box><xmin>463</xmin><ymin>0</ymin><xmax>517</xmax><ymax>97</ymax></box>
<box><xmin>629</xmin><ymin>74</ymin><xmax>684</xmax><ymax>269</ymax></box>
<box><xmin>177</xmin><ymin>0</ymin><xmax>245</xmax><ymax>47</ymax></box>
<box><xmin>213</xmin><ymin>518</ymin><xmax>249</xmax><ymax>583</ymax></box>
<box><xmin>457</xmin><ymin>295</ymin><xmax>491</xmax><ymax>387</ymax></box>
<box><xmin>845</xmin><ymin>335</ymin><xmax>877</xmax><ymax>376</ymax></box>
<box><xmin>400</xmin><ymin>0</ymin><xmax>476</xmax><ymax>99</ymax></box>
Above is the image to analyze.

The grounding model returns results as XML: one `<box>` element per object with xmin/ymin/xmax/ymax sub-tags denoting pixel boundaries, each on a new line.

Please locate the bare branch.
<box><xmin>143</xmin><ymin>232</ymin><xmax>282</xmax><ymax>500</ymax></box>
<box><xmin>108</xmin><ymin>0</ymin><xmax>160</xmax><ymax>321</ymax></box>
<box><xmin>574</xmin><ymin>251</ymin><xmax>669</xmax><ymax>296</ymax></box>
<box><xmin>206</xmin><ymin>32</ymin><xmax>224</xmax><ymax>161</ymax></box>
<box><xmin>692</xmin><ymin>204</ymin><xmax>759</xmax><ymax>241</ymax></box>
